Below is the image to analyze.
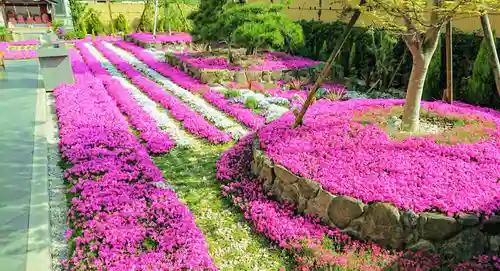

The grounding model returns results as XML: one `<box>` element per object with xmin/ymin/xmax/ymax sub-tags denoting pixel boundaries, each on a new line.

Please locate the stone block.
<box><xmin>328</xmin><ymin>196</ymin><xmax>365</xmax><ymax>228</ymax></box>
<box><xmin>280</xmin><ymin>183</ymin><xmax>300</xmax><ymax>205</ymax></box>
<box><xmin>457</xmin><ymin>212</ymin><xmax>480</xmax><ymax>227</ymax></box>
<box><xmin>419</xmin><ymin>212</ymin><xmax>461</xmax><ymax>241</ymax></box>
<box><xmin>297</xmin><ymin>178</ymin><xmax>320</xmax><ymax>199</ymax></box>
<box><xmin>274</xmin><ymin>165</ymin><xmax>298</xmax><ymax>185</ymax></box>
<box><xmin>360</xmin><ymin>203</ymin><xmax>404</xmax><ymax>249</ymax></box>
<box><xmin>440</xmin><ymin>228</ymin><xmax>487</xmax><ymax>264</ymax></box>
<box><xmin>235</xmin><ymin>71</ymin><xmax>247</xmax><ymax>84</ymax></box>
<box><xmin>407</xmin><ymin>239</ymin><xmax>436</xmax><ymax>253</ymax></box>
<box><xmin>304</xmin><ymin>189</ymin><xmax>333</xmax><ymax>222</ymax></box>
<box><xmin>482</xmin><ymin>215</ymin><xmax>500</xmax><ymax>235</ymax></box>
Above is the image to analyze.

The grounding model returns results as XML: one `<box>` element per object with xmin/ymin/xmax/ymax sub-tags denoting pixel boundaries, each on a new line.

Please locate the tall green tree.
<box><xmin>137</xmin><ymin>0</ymin><xmax>154</xmax><ymax>32</ymax></box>
<box><xmin>68</xmin><ymin>0</ymin><xmax>87</xmax><ymax>32</ymax></box>
<box><xmin>213</xmin><ymin>3</ymin><xmax>303</xmax><ymax>54</ymax></box>
<box><xmin>465</xmin><ymin>37</ymin><xmax>495</xmax><ymax>106</ymax></box>
<box><xmin>188</xmin><ymin>0</ymin><xmax>226</xmax><ymax>43</ymax></box>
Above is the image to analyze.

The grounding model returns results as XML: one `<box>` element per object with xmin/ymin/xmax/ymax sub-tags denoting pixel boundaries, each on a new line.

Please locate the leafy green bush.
<box><xmin>244</xmin><ymin>96</ymin><xmax>258</xmax><ymax>110</ymax></box>
<box><xmin>465</xmin><ymin>38</ymin><xmax>496</xmax><ymax>106</ymax></box>
<box><xmin>223</xmin><ymin>89</ymin><xmax>241</xmax><ymax>99</ymax></box>
<box><xmin>51</xmin><ymin>20</ymin><xmax>64</xmax><ymax>33</ymax></box>
<box><xmin>114</xmin><ymin>13</ymin><xmax>130</xmax><ymax>33</ymax></box>
<box><xmin>162</xmin><ymin>2</ymin><xmax>194</xmax><ymax>33</ymax></box>
<box><xmin>189</xmin><ymin>0</ymin><xmax>226</xmax><ymax>42</ymax></box>
<box><xmin>212</xmin><ymin>3</ymin><xmax>303</xmax><ymax>54</ymax></box>
<box><xmin>81</xmin><ymin>8</ymin><xmax>105</xmax><ymax>34</ymax></box>
<box><xmin>137</xmin><ymin>1</ymin><xmax>154</xmax><ymax>32</ymax></box>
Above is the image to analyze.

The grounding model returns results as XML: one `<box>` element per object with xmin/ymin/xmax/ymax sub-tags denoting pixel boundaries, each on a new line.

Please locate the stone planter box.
<box><xmin>250</xmin><ymin>135</ymin><xmax>499</xmax><ymax>262</ymax></box>
<box><xmin>165</xmin><ymin>53</ymin><xmax>325</xmax><ymax>85</ymax></box>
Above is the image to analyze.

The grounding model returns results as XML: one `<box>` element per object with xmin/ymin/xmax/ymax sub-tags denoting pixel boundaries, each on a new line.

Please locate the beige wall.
<box><xmin>250</xmin><ymin>0</ymin><xmax>500</xmax><ymax>36</ymax></box>
<box><xmin>87</xmin><ymin>3</ymin><xmax>145</xmax><ymax>29</ymax></box>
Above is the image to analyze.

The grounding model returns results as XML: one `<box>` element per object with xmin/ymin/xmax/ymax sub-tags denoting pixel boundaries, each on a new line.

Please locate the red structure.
<box><xmin>1</xmin><ymin>0</ymin><xmax>57</xmax><ymax>28</ymax></box>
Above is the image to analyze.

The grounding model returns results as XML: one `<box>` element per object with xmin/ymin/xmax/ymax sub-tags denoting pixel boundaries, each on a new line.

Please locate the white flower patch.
<box><xmin>104</xmin><ymin>42</ymin><xmax>248</xmax><ymax>139</ymax></box>
<box><xmin>84</xmin><ymin>43</ymin><xmax>196</xmax><ymax>147</ymax></box>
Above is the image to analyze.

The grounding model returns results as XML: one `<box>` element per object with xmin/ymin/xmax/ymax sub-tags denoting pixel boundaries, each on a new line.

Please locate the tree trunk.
<box><xmin>401</xmin><ymin>55</ymin><xmax>432</xmax><ymax>132</ymax></box>
<box><xmin>480</xmin><ymin>13</ymin><xmax>500</xmax><ymax>98</ymax></box>
<box><xmin>1</xmin><ymin>1</ymin><xmax>8</xmax><ymax>28</ymax></box>
<box><xmin>291</xmin><ymin>0</ymin><xmax>366</xmax><ymax>128</ymax></box>
<box><xmin>107</xmin><ymin>0</ymin><xmax>115</xmax><ymax>35</ymax></box>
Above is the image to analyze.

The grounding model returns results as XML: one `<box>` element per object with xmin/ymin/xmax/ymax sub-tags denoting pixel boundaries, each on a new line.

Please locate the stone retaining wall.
<box><xmin>164</xmin><ymin>53</ymin><xmax>323</xmax><ymax>85</ymax></box>
<box><xmin>251</xmin><ymin>135</ymin><xmax>500</xmax><ymax>263</ymax></box>
<box><xmin>125</xmin><ymin>36</ymin><xmax>187</xmax><ymax>51</ymax></box>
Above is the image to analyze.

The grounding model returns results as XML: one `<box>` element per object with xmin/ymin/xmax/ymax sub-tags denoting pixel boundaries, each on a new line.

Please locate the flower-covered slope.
<box><xmin>112</xmin><ymin>40</ymin><xmax>266</xmax><ymax>130</ymax></box>
<box><xmin>216</xmin><ymin>134</ymin><xmax>500</xmax><ymax>270</ymax></box>
<box><xmin>75</xmin><ymin>42</ymin><xmax>176</xmax><ymax>153</ymax></box>
<box><xmin>258</xmin><ymin>99</ymin><xmax>500</xmax><ymax>214</ymax></box>
<box><xmin>127</xmin><ymin>32</ymin><xmax>192</xmax><ymax>43</ymax></box>
<box><xmin>56</xmin><ymin>49</ymin><xmax>215</xmax><ymax>270</ymax></box>
<box><xmin>89</xmin><ymin>40</ymin><xmax>233</xmax><ymax>144</ymax></box>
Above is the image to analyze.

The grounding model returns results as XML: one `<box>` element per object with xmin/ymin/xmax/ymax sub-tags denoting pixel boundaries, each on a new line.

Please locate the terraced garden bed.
<box><xmin>165</xmin><ymin>49</ymin><xmax>323</xmax><ymax>84</ymax></box>
<box><xmin>125</xmin><ymin>32</ymin><xmax>191</xmax><ymax>50</ymax></box>
<box><xmin>250</xmin><ymin>99</ymin><xmax>500</xmax><ymax>263</ymax></box>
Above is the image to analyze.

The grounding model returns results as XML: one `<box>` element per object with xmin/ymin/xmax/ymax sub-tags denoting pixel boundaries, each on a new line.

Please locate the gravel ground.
<box><xmin>46</xmin><ymin>94</ymin><xmax>69</xmax><ymax>271</ymax></box>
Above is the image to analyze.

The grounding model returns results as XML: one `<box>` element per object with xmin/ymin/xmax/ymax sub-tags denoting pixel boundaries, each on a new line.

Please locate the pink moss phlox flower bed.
<box><xmin>0</xmin><ymin>41</ymin><xmax>38</xmax><ymax>59</ymax></box>
<box><xmin>258</xmin><ymin>99</ymin><xmax>500</xmax><ymax>215</ymax></box>
<box><xmin>172</xmin><ymin>51</ymin><xmax>320</xmax><ymax>71</ymax></box>
<box><xmin>174</xmin><ymin>52</ymin><xmax>240</xmax><ymax>70</ymax></box>
<box><xmin>127</xmin><ymin>32</ymin><xmax>192</xmax><ymax>43</ymax></box>
<box><xmin>90</xmin><ymin>41</ymin><xmax>232</xmax><ymax>143</ymax></box>
<box><xmin>56</xmin><ymin>50</ymin><xmax>215</xmax><ymax>270</ymax></box>
<box><xmin>113</xmin><ymin>41</ymin><xmax>266</xmax><ymax>129</ymax></box>
<box><xmin>247</xmin><ymin>52</ymin><xmax>321</xmax><ymax>71</ymax></box>
<box><xmin>216</xmin><ymin>135</ymin><xmax>500</xmax><ymax>270</ymax></box>
<box><xmin>75</xmin><ymin>42</ymin><xmax>175</xmax><ymax>153</ymax></box>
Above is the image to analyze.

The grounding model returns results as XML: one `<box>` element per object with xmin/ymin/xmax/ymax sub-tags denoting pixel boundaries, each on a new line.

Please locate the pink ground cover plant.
<box><xmin>90</xmin><ymin>41</ymin><xmax>232</xmax><ymax>143</ymax></box>
<box><xmin>75</xmin><ymin>42</ymin><xmax>175</xmax><ymax>153</ymax></box>
<box><xmin>216</xmin><ymin>134</ymin><xmax>500</xmax><ymax>270</ymax></box>
<box><xmin>127</xmin><ymin>32</ymin><xmax>192</xmax><ymax>43</ymax></box>
<box><xmin>56</xmin><ymin>50</ymin><xmax>215</xmax><ymax>270</ymax></box>
<box><xmin>247</xmin><ymin>52</ymin><xmax>321</xmax><ymax>71</ymax></box>
<box><xmin>172</xmin><ymin>51</ymin><xmax>320</xmax><ymax>71</ymax></box>
<box><xmin>174</xmin><ymin>52</ymin><xmax>240</xmax><ymax>70</ymax></box>
<box><xmin>257</xmin><ymin>99</ymin><xmax>500</xmax><ymax>215</ymax></box>
<box><xmin>113</xmin><ymin>40</ymin><xmax>266</xmax><ymax>129</ymax></box>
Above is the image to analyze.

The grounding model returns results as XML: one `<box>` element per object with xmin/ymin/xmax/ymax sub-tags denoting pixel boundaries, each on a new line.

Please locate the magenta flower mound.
<box><xmin>0</xmin><ymin>40</ymin><xmax>38</xmax><ymax>59</ymax></box>
<box><xmin>56</xmin><ymin>51</ymin><xmax>216</xmax><ymax>270</ymax></box>
<box><xmin>258</xmin><ymin>99</ymin><xmax>500</xmax><ymax>215</ymax></box>
<box><xmin>89</xmin><ymin>41</ymin><xmax>232</xmax><ymax>143</ymax></box>
<box><xmin>175</xmin><ymin>53</ymin><xmax>240</xmax><ymax>70</ymax></box>
<box><xmin>247</xmin><ymin>52</ymin><xmax>321</xmax><ymax>71</ymax></box>
<box><xmin>113</xmin><ymin>41</ymin><xmax>265</xmax><ymax>129</ymax></box>
<box><xmin>74</xmin><ymin>42</ymin><xmax>176</xmax><ymax>153</ymax></box>
<box><xmin>216</xmin><ymin>134</ymin><xmax>500</xmax><ymax>270</ymax></box>
<box><xmin>127</xmin><ymin>32</ymin><xmax>192</xmax><ymax>43</ymax></box>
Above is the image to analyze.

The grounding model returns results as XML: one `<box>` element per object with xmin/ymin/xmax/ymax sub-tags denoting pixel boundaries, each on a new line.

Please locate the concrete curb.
<box><xmin>25</xmin><ymin>77</ymin><xmax>52</xmax><ymax>271</ymax></box>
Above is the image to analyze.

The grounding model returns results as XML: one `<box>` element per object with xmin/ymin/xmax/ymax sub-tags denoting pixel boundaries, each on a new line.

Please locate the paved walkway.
<box><xmin>0</xmin><ymin>60</ymin><xmax>51</xmax><ymax>271</ymax></box>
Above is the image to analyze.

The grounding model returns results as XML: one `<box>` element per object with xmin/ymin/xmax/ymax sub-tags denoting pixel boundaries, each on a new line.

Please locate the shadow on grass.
<box><xmin>153</xmin><ymin>145</ymin><xmax>296</xmax><ymax>271</ymax></box>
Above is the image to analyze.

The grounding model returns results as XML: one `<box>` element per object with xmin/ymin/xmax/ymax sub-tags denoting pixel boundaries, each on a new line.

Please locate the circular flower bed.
<box><xmin>257</xmin><ymin>99</ymin><xmax>500</xmax><ymax>215</ymax></box>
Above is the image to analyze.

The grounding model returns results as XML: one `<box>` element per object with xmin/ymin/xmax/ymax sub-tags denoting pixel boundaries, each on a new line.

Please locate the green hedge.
<box><xmin>293</xmin><ymin>20</ymin><xmax>500</xmax><ymax>109</ymax></box>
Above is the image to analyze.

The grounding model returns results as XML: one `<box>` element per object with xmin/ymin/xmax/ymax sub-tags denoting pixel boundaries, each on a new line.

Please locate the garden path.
<box><xmin>0</xmin><ymin>60</ymin><xmax>51</xmax><ymax>271</ymax></box>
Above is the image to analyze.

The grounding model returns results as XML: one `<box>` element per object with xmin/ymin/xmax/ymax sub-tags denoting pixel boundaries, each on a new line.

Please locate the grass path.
<box><xmin>153</xmin><ymin>144</ymin><xmax>294</xmax><ymax>271</ymax></box>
